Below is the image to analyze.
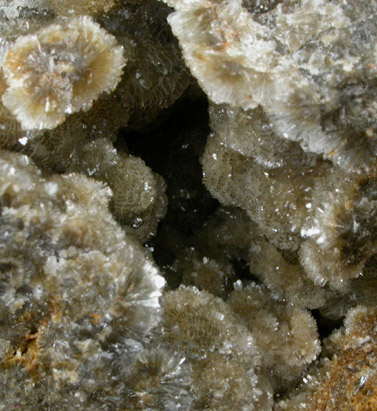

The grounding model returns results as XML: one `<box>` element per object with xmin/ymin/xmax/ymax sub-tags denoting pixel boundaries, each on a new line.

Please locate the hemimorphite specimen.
<box><xmin>0</xmin><ymin>150</ymin><xmax>165</xmax><ymax>407</ymax></box>
<box><xmin>230</xmin><ymin>282</ymin><xmax>320</xmax><ymax>389</ymax></box>
<box><xmin>277</xmin><ymin>305</ymin><xmax>377</xmax><ymax>410</ymax></box>
<box><xmin>166</xmin><ymin>0</ymin><xmax>377</xmax><ymax>174</ymax></box>
<box><xmin>2</xmin><ymin>16</ymin><xmax>125</xmax><ymax>130</ymax></box>
<box><xmin>70</xmin><ymin>138</ymin><xmax>168</xmax><ymax>242</ymax></box>
<box><xmin>159</xmin><ymin>286</ymin><xmax>273</xmax><ymax>410</ymax></box>
<box><xmin>0</xmin><ymin>0</ymin><xmax>376</xmax><ymax>408</ymax></box>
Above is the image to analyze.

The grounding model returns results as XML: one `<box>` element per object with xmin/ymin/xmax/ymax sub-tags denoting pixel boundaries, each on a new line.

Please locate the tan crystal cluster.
<box><xmin>161</xmin><ymin>0</ymin><xmax>377</xmax><ymax>407</ymax></box>
<box><xmin>69</xmin><ymin>138</ymin><xmax>168</xmax><ymax>241</ymax></box>
<box><xmin>159</xmin><ymin>286</ymin><xmax>274</xmax><ymax>410</ymax></box>
<box><xmin>276</xmin><ymin>305</ymin><xmax>377</xmax><ymax>410</ymax></box>
<box><xmin>0</xmin><ymin>0</ymin><xmax>183</xmax><ymax>239</ymax></box>
<box><xmin>2</xmin><ymin>16</ymin><xmax>125</xmax><ymax>130</ymax></box>
<box><xmin>166</xmin><ymin>0</ymin><xmax>377</xmax><ymax>292</ymax></box>
<box><xmin>0</xmin><ymin>150</ymin><xmax>165</xmax><ymax>408</ymax></box>
<box><xmin>0</xmin><ymin>0</ymin><xmax>376</xmax><ymax>409</ymax></box>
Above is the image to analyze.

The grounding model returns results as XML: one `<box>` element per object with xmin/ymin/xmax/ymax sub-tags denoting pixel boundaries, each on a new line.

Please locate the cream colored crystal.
<box><xmin>230</xmin><ymin>283</ymin><xmax>321</xmax><ymax>388</ymax></box>
<box><xmin>2</xmin><ymin>16</ymin><xmax>125</xmax><ymax>130</ymax></box>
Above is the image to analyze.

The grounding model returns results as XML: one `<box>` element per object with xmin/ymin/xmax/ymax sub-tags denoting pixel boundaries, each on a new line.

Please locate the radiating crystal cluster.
<box><xmin>0</xmin><ymin>0</ymin><xmax>376</xmax><ymax>409</ymax></box>
<box><xmin>0</xmin><ymin>150</ymin><xmax>165</xmax><ymax>408</ymax></box>
<box><xmin>67</xmin><ymin>138</ymin><xmax>168</xmax><ymax>241</ymax></box>
<box><xmin>2</xmin><ymin>16</ymin><xmax>125</xmax><ymax>130</ymax></box>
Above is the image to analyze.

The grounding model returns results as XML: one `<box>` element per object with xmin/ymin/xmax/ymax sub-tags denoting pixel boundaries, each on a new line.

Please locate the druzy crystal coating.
<box><xmin>0</xmin><ymin>0</ymin><xmax>376</xmax><ymax>409</ymax></box>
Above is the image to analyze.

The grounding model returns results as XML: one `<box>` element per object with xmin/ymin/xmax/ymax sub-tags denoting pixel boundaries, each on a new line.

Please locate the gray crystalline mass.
<box><xmin>0</xmin><ymin>0</ymin><xmax>377</xmax><ymax>409</ymax></box>
<box><xmin>0</xmin><ymin>150</ymin><xmax>165</xmax><ymax>409</ymax></box>
<box><xmin>168</xmin><ymin>0</ymin><xmax>377</xmax><ymax>174</ymax></box>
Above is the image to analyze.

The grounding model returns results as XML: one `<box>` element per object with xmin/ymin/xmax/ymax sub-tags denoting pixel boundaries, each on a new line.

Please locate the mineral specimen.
<box><xmin>2</xmin><ymin>16</ymin><xmax>125</xmax><ymax>130</ymax></box>
<box><xmin>0</xmin><ymin>150</ymin><xmax>165</xmax><ymax>408</ymax></box>
<box><xmin>69</xmin><ymin>138</ymin><xmax>168</xmax><ymax>241</ymax></box>
<box><xmin>229</xmin><ymin>282</ymin><xmax>320</xmax><ymax>389</ymax></box>
<box><xmin>159</xmin><ymin>286</ymin><xmax>273</xmax><ymax>409</ymax></box>
<box><xmin>122</xmin><ymin>346</ymin><xmax>192</xmax><ymax>409</ymax></box>
<box><xmin>276</xmin><ymin>305</ymin><xmax>377</xmax><ymax>410</ymax></box>
<box><xmin>50</xmin><ymin>0</ymin><xmax>117</xmax><ymax>16</ymax></box>
<box><xmin>0</xmin><ymin>0</ymin><xmax>376</xmax><ymax>408</ymax></box>
<box><xmin>167</xmin><ymin>0</ymin><xmax>377</xmax><ymax>174</ymax></box>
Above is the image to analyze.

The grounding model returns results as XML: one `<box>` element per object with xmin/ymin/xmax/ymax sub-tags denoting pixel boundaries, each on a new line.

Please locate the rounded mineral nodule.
<box><xmin>2</xmin><ymin>16</ymin><xmax>125</xmax><ymax>130</ymax></box>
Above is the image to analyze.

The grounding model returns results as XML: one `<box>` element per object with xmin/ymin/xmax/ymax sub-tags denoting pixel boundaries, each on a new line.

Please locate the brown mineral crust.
<box><xmin>3</xmin><ymin>295</ymin><xmax>63</xmax><ymax>378</ymax></box>
<box><xmin>311</xmin><ymin>363</ymin><xmax>377</xmax><ymax>411</ymax></box>
<box><xmin>310</xmin><ymin>309</ymin><xmax>377</xmax><ymax>411</ymax></box>
<box><xmin>50</xmin><ymin>0</ymin><xmax>117</xmax><ymax>16</ymax></box>
<box><xmin>277</xmin><ymin>306</ymin><xmax>377</xmax><ymax>411</ymax></box>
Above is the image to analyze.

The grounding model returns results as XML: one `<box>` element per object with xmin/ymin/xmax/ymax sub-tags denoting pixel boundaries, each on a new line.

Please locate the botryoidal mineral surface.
<box><xmin>0</xmin><ymin>0</ymin><xmax>376</xmax><ymax>409</ymax></box>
